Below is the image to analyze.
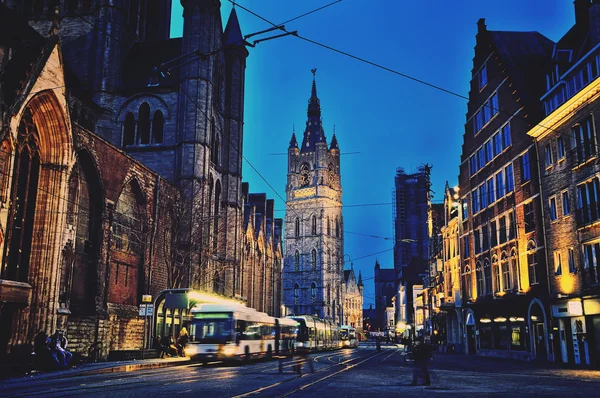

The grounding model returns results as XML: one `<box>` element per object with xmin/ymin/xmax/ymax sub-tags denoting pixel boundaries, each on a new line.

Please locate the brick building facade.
<box><xmin>528</xmin><ymin>0</ymin><xmax>600</xmax><ymax>367</ymax></box>
<box><xmin>458</xmin><ymin>18</ymin><xmax>554</xmax><ymax>360</ymax></box>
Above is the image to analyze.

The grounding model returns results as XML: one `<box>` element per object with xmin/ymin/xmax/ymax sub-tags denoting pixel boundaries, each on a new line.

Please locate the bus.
<box><xmin>340</xmin><ymin>325</ymin><xmax>358</xmax><ymax>348</ymax></box>
<box><xmin>183</xmin><ymin>303</ymin><xmax>297</xmax><ymax>363</ymax></box>
<box><xmin>287</xmin><ymin>314</ymin><xmax>339</xmax><ymax>351</ymax></box>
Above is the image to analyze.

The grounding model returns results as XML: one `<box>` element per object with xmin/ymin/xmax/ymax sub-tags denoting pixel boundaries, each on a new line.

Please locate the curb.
<box><xmin>77</xmin><ymin>359</ymin><xmax>191</xmax><ymax>376</ymax></box>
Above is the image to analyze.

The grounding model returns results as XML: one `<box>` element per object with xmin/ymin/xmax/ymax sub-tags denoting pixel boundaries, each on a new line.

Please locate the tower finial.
<box><xmin>311</xmin><ymin>68</ymin><xmax>317</xmax><ymax>79</ymax></box>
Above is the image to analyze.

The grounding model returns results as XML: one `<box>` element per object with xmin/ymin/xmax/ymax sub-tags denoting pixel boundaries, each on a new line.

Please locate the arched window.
<box><xmin>327</xmin><ymin>250</ymin><xmax>331</xmax><ymax>272</ymax></box>
<box><xmin>111</xmin><ymin>180</ymin><xmax>146</xmax><ymax>305</ymax></box>
<box><xmin>4</xmin><ymin>109</ymin><xmax>40</xmax><ymax>282</ymax></box>
<box><xmin>483</xmin><ymin>258</ymin><xmax>492</xmax><ymax>295</ymax></box>
<box><xmin>501</xmin><ymin>252</ymin><xmax>509</xmax><ymax>291</ymax></box>
<box><xmin>510</xmin><ymin>248</ymin><xmax>519</xmax><ymax>290</ymax></box>
<box><xmin>327</xmin><ymin>284</ymin><xmax>331</xmax><ymax>305</ymax></box>
<box><xmin>335</xmin><ymin>219</ymin><xmax>340</xmax><ymax>237</ymax></box>
<box><xmin>213</xmin><ymin>180</ymin><xmax>221</xmax><ymax>250</ymax></box>
<box><xmin>294</xmin><ymin>251</ymin><xmax>300</xmax><ymax>272</ymax></box>
<box><xmin>295</xmin><ymin>218</ymin><xmax>300</xmax><ymax>237</ymax></box>
<box><xmin>492</xmin><ymin>255</ymin><xmax>500</xmax><ymax>293</ymax></box>
<box><xmin>463</xmin><ymin>265</ymin><xmax>472</xmax><ymax>299</ymax></box>
<box><xmin>327</xmin><ymin>217</ymin><xmax>331</xmax><ymax>236</ymax></box>
<box><xmin>211</xmin><ymin>118</ymin><xmax>220</xmax><ymax>165</ymax></box>
<box><xmin>152</xmin><ymin>110</ymin><xmax>164</xmax><ymax>144</ymax></box>
<box><xmin>311</xmin><ymin>282</ymin><xmax>317</xmax><ymax>302</ymax></box>
<box><xmin>311</xmin><ymin>215</ymin><xmax>317</xmax><ymax>235</ymax></box>
<box><xmin>294</xmin><ymin>283</ymin><xmax>300</xmax><ymax>304</ymax></box>
<box><xmin>138</xmin><ymin>102</ymin><xmax>150</xmax><ymax>144</ymax></box>
<box><xmin>311</xmin><ymin>249</ymin><xmax>317</xmax><ymax>269</ymax></box>
<box><xmin>63</xmin><ymin>154</ymin><xmax>102</xmax><ymax>314</ymax></box>
<box><xmin>476</xmin><ymin>262</ymin><xmax>484</xmax><ymax>297</ymax></box>
<box><xmin>123</xmin><ymin>112</ymin><xmax>135</xmax><ymax>147</ymax></box>
<box><xmin>527</xmin><ymin>241</ymin><xmax>538</xmax><ymax>286</ymax></box>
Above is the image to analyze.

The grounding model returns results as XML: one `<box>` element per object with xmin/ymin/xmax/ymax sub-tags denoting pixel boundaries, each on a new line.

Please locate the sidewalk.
<box><xmin>1</xmin><ymin>356</ymin><xmax>191</xmax><ymax>384</ymax></box>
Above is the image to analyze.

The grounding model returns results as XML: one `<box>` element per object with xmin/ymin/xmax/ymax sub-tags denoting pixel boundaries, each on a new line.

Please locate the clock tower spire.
<box><xmin>283</xmin><ymin>71</ymin><xmax>344</xmax><ymax>325</ymax></box>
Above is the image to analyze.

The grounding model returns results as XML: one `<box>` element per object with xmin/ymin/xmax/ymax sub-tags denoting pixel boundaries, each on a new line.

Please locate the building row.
<box><xmin>0</xmin><ymin>1</ymin><xmax>284</xmax><ymax>362</ymax></box>
<box><xmin>424</xmin><ymin>0</ymin><xmax>600</xmax><ymax>366</ymax></box>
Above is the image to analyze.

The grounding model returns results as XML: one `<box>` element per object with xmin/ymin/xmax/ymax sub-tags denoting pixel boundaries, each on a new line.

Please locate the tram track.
<box><xmin>231</xmin><ymin>349</ymin><xmax>391</xmax><ymax>398</ymax></box>
<box><xmin>0</xmin><ymin>348</ymin><xmax>382</xmax><ymax>397</ymax></box>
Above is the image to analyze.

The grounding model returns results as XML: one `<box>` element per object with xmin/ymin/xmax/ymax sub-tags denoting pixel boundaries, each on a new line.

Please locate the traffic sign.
<box><xmin>139</xmin><ymin>303</ymin><xmax>154</xmax><ymax>316</ymax></box>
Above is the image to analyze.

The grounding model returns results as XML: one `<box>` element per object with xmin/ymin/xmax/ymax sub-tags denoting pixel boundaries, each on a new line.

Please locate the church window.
<box><xmin>123</xmin><ymin>112</ymin><xmax>135</xmax><ymax>147</ymax></box>
<box><xmin>335</xmin><ymin>219</ymin><xmax>340</xmax><ymax>237</ymax></box>
<box><xmin>294</xmin><ymin>283</ymin><xmax>300</xmax><ymax>304</ymax></box>
<box><xmin>327</xmin><ymin>217</ymin><xmax>331</xmax><ymax>236</ymax></box>
<box><xmin>138</xmin><ymin>102</ymin><xmax>150</xmax><ymax>144</ymax></box>
<box><xmin>294</xmin><ymin>251</ymin><xmax>300</xmax><ymax>272</ymax></box>
<box><xmin>152</xmin><ymin>110</ymin><xmax>164</xmax><ymax>144</ymax></box>
<box><xmin>211</xmin><ymin>118</ymin><xmax>220</xmax><ymax>166</ymax></box>
<box><xmin>295</xmin><ymin>218</ymin><xmax>300</xmax><ymax>237</ymax></box>
<box><xmin>213</xmin><ymin>180</ymin><xmax>221</xmax><ymax>250</ymax></box>
<box><xmin>63</xmin><ymin>153</ymin><xmax>102</xmax><ymax>314</ymax></box>
<box><xmin>3</xmin><ymin>109</ymin><xmax>40</xmax><ymax>283</ymax></box>
<box><xmin>327</xmin><ymin>250</ymin><xmax>331</xmax><ymax>272</ymax></box>
<box><xmin>111</xmin><ymin>180</ymin><xmax>146</xmax><ymax>305</ymax></box>
<box><xmin>327</xmin><ymin>284</ymin><xmax>331</xmax><ymax>305</ymax></box>
<box><xmin>311</xmin><ymin>282</ymin><xmax>317</xmax><ymax>302</ymax></box>
<box><xmin>311</xmin><ymin>249</ymin><xmax>317</xmax><ymax>269</ymax></box>
<box><xmin>311</xmin><ymin>215</ymin><xmax>317</xmax><ymax>235</ymax></box>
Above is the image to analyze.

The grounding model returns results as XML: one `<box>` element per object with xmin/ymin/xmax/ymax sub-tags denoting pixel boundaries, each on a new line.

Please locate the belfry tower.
<box><xmin>283</xmin><ymin>71</ymin><xmax>344</xmax><ymax>325</ymax></box>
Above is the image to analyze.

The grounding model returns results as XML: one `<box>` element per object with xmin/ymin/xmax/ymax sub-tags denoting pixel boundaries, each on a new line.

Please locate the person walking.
<box><xmin>410</xmin><ymin>338</ymin><xmax>432</xmax><ymax>386</ymax></box>
<box><xmin>177</xmin><ymin>328</ymin><xmax>189</xmax><ymax>357</ymax></box>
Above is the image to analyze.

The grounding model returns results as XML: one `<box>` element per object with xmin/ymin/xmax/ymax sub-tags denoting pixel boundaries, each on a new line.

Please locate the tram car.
<box><xmin>339</xmin><ymin>325</ymin><xmax>358</xmax><ymax>348</ymax></box>
<box><xmin>184</xmin><ymin>303</ymin><xmax>298</xmax><ymax>363</ymax></box>
<box><xmin>286</xmin><ymin>314</ymin><xmax>340</xmax><ymax>351</ymax></box>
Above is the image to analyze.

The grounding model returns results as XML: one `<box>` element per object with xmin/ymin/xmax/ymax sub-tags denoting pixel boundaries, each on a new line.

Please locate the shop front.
<box><xmin>466</xmin><ymin>295</ymin><xmax>549</xmax><ymax>361</ymax></box>
<box><xmin>553</xmin><ymin>297</ymin><xmax>600</xmax><ymax>366</ymax></box>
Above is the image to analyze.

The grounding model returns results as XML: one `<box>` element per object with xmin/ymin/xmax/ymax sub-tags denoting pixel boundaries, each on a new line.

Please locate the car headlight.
<box><xmin>296</xmin><ymin>342</ymin><xmax>304</xmax><ymax>348</ymax></box>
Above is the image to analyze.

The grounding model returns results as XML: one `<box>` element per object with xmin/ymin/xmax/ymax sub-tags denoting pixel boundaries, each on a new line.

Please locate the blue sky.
<box><xmin>170</xmin><ymin>0</ymin><xmax>574</xmax><ymax>306</ymax></box>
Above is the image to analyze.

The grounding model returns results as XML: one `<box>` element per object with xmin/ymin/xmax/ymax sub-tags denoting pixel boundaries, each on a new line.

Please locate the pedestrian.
<box><xmin>33</xmin><ymin>331</ymin><xmax>53</xmax><ymax>369</ymax></box>
<box><xmin>410</xmin><ymin>338</ymin><xmax>432</xmax><ymax>386</ymax></box>
<box><xmin>49</xmin><ymin>330</ymin><xmax>72</xmax><ymax>367</ymax></box>
<box><xmin>177</xmin><ymin>328</ymin><xmax>189</xmax><ymax>357</ymax></box>
<box><xmin>295</xmin><ymin>347</ymin><xmax>314</xmax><ymax>374</ymax></box>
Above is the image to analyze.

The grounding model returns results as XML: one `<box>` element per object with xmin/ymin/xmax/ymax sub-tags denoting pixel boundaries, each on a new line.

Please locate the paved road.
<box><xmin>2</xmin><ymin>343</ymin><xmax>600</xmax><ymax>397</ymax></box>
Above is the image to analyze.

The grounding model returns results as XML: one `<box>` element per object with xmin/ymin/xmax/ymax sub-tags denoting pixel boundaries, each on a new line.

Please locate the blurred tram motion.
<box><xmin>287</xmin><ymin>314</ymin><xmax>341</xmax><ymax>351</ymax></box>
<box><xmin>183</xmin><ymin>303</ymin><xmax>298</xmax><ymax>363</ymax></box>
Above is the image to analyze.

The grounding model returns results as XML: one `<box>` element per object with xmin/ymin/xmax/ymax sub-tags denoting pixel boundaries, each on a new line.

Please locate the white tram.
<box><xmin>287</xmin><ymin>314</ymin><xmax>340</xmax><ymax>351</ymax></box>
<box><xmin>184</xmin><ymin>304</ymin><xmax>298</xmax><ymax>362</ymax></box>
<box><xmin>340</xmin><ymin>325</ymin><xmax>358</xmax><ymax>348</ymax></box>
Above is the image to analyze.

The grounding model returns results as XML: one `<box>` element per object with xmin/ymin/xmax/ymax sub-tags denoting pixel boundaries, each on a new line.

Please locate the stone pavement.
<box><xmin>1</xmin><ymin>356</ymin><xmax>191</xmax><ymax>384</ymax></box>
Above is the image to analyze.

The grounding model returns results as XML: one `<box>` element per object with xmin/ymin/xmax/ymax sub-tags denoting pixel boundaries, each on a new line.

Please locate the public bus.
<box><xmin>183</xmin><ymin>303</ymin><xmax>298</xmax><ymax>363</ymax></box>
<box><xmin>340</xmin><ymin>325</ymin><xmax>358</xmax><ymax>348</ymax></box>
<box><xmin>287</xmin><ymin>314</ymin><xmax>340</xmax><ymax>351</ymax></box>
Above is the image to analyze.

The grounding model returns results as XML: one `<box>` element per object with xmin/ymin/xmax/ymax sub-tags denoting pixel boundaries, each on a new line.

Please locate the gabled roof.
<box><xmin>488</xmin><ymin>30</ymin><xmax>554</xmax><ymax>105</ymax></box>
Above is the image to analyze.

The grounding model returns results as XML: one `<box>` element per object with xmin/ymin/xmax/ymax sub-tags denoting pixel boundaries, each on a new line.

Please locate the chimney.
<box><xmin>266</xmin><ymin>199</ymin><xmax>274</xmax><ymax>221</ymax></box>
<box><xmin>477</xmin><ymin>18</ymin><xmax>487</xmax><ymax>34</ymax></box>
<box><xmin>575</xmin><ymin>0</ymin><xmax>591</xmax><ymax>33</ymax></box>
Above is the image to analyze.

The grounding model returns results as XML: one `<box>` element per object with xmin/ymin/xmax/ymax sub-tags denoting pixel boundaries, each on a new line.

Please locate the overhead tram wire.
<box><xmin>230</xmin><ymin>1</ymin><xmax>600</xmax><ymax>156</ymax></box>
